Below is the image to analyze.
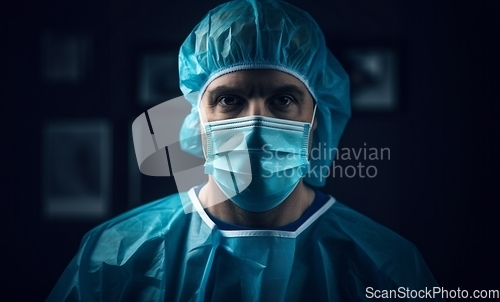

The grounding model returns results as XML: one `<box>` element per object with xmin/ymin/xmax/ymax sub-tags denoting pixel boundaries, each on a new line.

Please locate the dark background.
<box><xmin>3</xmin><ymin>0</ymin><xmax>499</xmax><ymax>300</ymax></box>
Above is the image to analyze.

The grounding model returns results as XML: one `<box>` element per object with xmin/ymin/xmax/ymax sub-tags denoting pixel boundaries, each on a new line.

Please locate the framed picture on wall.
<box><xmin>41</xmin><ymin>31</ymin><xmax>92</xmax><ymax>84</ymax></box>
<box><xmin>42</xmin><ymin>120</ymin><xmax>112</xmax><ymax>219</ymax></box>
<box><xmin>136</xmin><ymin>49</ymin><xmax>181</xmax><ymax>108</ymax></box>
<box><xmin>342</xmin><ymin>47</ymin><xmax>399</xmax><ymax>112</ymax></box>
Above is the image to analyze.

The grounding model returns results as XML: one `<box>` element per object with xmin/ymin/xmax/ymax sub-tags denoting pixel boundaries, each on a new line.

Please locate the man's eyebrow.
<box><xmin>206</xmin><ymin>85</ymin><xmax>244</xmax><ymax>97</ymax></box>
<box><xmin>206</xmin><ymin>84</ymin><xmax>306</xmax><ymax>99</ymax></box>
<box><xmin>269</xmin><ymin>84</ymin><xmax>305</xmax><ymax>100</ymax></box>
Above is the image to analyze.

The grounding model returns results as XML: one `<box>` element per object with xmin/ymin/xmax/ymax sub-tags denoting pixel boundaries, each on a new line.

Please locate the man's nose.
<box><xmin>242</xmin><ymin>99</ymin><xmax>272</xmax><ymax>117</ymax></box>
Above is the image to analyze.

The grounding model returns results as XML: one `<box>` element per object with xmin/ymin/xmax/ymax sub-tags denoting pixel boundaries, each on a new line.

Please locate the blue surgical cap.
<box><xmin>178</xmin><ymin>0</ymin><xmax>351</xmax><ymax>187</ymax></box>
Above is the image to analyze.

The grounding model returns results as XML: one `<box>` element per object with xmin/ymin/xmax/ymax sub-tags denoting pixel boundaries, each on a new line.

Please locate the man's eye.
<box><xmin>217</xmin><ymin>96</ymin><xmax>241</xmax><ymax>106</ymax></box>
<box><xmin>272</xmin><ymin>96</ymin><xmax>294</xmax><ymax>107</ymax></box>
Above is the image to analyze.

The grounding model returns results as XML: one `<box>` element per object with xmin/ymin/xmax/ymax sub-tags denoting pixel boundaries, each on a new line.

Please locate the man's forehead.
<box><xmin>204</xmin><ymin>69</ymin><xmax>310</xmax><ymax>98</ymax></box>
<box><xmin>206</xmin><ymin>83</ymin><xmax>306</xmax><ymax>98</ymax></box>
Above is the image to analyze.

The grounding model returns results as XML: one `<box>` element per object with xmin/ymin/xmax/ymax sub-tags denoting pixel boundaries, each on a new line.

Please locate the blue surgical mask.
<box><xmin>203</xmin><ymin>109</ymin><xmax>315</xmax><ymax>212</ymax></box>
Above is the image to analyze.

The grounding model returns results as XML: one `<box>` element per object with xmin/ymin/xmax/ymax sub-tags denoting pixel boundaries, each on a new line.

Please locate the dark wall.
<box><xmin>3</xmin><ymin>0</ymin><xmax>499</xmax><ymax>300</ymax></box>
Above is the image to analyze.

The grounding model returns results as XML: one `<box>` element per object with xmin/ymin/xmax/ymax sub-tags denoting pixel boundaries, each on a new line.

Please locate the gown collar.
<box><xmin>187</xmin><ymin>186</ymin><xmax>336</xmax><ymax>238</ymax></box>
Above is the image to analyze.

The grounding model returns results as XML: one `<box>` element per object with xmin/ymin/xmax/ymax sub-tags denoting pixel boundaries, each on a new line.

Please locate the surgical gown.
<box><xmin>48</xmin><ymin>187</ymin><xmax>442</xmax><ymax>301</ymax></box>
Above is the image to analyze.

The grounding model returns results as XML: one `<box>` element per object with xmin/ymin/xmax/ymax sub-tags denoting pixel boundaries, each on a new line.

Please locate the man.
<box><xmin>48</xmin><ymin>0</ymin><xmax>442</xmax><ymax>301</ymax></box>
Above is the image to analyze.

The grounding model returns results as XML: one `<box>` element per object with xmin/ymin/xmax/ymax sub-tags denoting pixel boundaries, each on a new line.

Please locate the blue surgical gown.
<box><xmin>47</xmin><ymin>187</ymin><xmax>442</xmax><ymax>301</ymax></box>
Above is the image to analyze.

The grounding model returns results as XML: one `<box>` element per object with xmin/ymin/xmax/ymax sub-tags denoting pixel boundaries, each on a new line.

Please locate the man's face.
<box><xmin>200</xmin><ymin>69</ymin><xmax>316</xmax><ymax>125</ymax></box>
<box><xmin>197</xmin><ymin>70</ymin><xmax>318</xmax><ymax>216</ymax></box>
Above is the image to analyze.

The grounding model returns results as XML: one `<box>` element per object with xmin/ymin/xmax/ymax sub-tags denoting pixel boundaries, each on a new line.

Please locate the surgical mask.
<box><xmin>203</xmin><ymin>109</ymin><xmax>316</xmax><ymax>212</ymax></box>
